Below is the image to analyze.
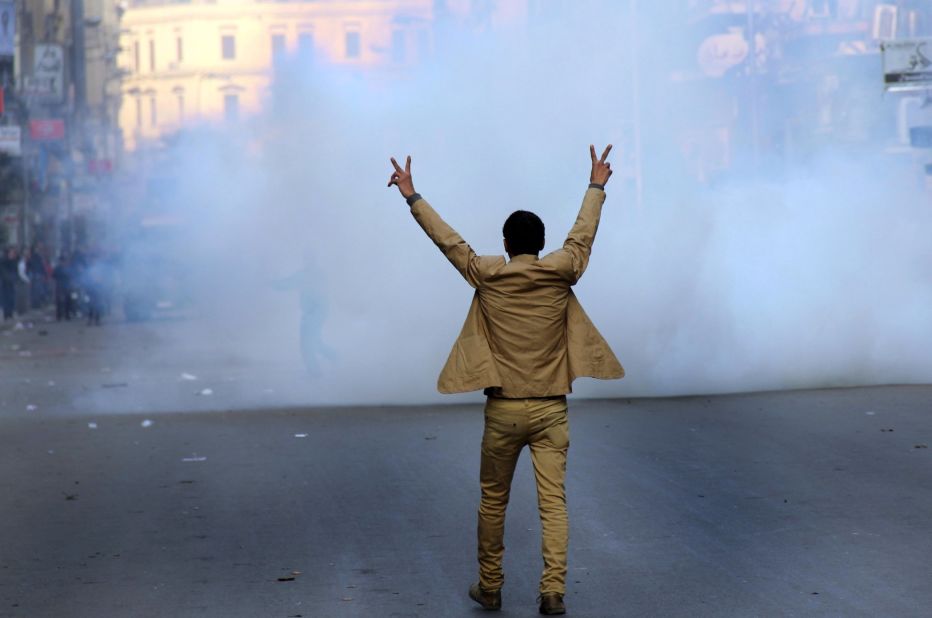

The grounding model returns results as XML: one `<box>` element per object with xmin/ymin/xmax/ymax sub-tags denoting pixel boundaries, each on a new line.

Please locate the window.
<box><xmin>224</xmin><ymin>94</ymin><xmax>239</xmax><ymax>123</ymax></box>
<box><xmin>271</xmin><ymin>34</ymin><xmax>286</xmax><ymax>65</ymax></box>
<box><xmin>133</xmin><ymin>41</ymin><xmax>140</xmax><ymax>72</ymax></box>
<box><xmin>298</xmin><ymin>32</ymin><xmax>314</xmax><ymax>62</ymax></box>
<box><xmin>221</xmin><ymin>35</ymin><xmax>236</xmax><ymax>60</ymax></box>
<box><xmin>149</xmin><ymin>95</ymin><xmax>157</xmax><ymax>126</ymax></box>
<box><xmin>345</xmin><ymin>31</ymin><xmax>360</xmax><ymax>59</ymax></box>
<box><xmin>149</xmin><ymin>40</ymin><xmax>155</xmax><ymax>72</ymax></box>
<box><xmin>176</xmin><ymin>37</ymin><xmax>183</xmax><ymax>63</ymax></box>
<box><xmin>391</xmin><ymin>30</ymin><xmax>405</xmax><ymax>63</ymax></box>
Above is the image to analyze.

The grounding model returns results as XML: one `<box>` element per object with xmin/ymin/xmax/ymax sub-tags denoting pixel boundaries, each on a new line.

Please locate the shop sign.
<box><xmin>29</xmin><ymin>118</ymin><xmax>65</xmax><ymax>141</ymax></box>
<box><xmin>0</xmin><ymin>124</ymin><xmax>20</xmax><ymax>155</ymax></box>
<box><xmin>27</xmin><ymin>44</ymin><xmax>65</xmax><ymax>103</ymax></box>
<box><xmin>882</xmin><ymin>39</ymin><xmax>932</xmax><ymax>91</ymax></box>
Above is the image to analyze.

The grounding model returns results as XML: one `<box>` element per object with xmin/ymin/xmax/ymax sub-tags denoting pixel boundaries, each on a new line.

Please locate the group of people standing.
<box><xmin>0</xmin><ymin>245</ymin><xmax>112</xmax><ymax>326</ymax></box>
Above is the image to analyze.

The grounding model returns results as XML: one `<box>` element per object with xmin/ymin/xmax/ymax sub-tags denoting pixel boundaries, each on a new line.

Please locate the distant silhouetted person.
<box><xmin>0</xmin><ymin>248</ymin><xmax>16</xmax><ymax>320</ymax></box>
<box><xmin>387</xmin><ymin>146</ymin><xmax>624</xmax><ymax>615</ymax></box>
<box><xmin>273</xmin><ymin>252</ymin><xmax>336</xmax><ymax>376</ymax></box>
<box><xmin>53</xmin><ymin>256</ymin><xmax>73</xmax><ymax>321</ymax></box>
<box><xmin>85</xmin><ymin>253</ymin><xmax>105</xmax><ymax>326</ymax></box>
<box><xmin>28</xmin><ymin>244</ymin><xmax>51</xmax><ymax>308</ymax></box>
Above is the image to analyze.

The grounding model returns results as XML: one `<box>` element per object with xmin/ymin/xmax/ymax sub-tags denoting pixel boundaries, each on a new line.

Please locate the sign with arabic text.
<box><xmin>28</xmin><ymin>44</ymin><xmax>65</xmax><ymax>103</ymax></box>
<box><xmin>882</xmin><ymin>39</ymin><xmax>932</xmax><ymax>91</ymax></box>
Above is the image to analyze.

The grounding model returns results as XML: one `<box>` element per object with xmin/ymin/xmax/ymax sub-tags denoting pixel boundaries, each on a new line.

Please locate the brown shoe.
<box><xmin>539</xmin><ymin>592</ymin><xmax>565</xmax><ymax>615</ymax></box>
<box><xmin>469</xmin><ymin>583</ymin><xmax>501</xmax><ymax>611</ymax></box>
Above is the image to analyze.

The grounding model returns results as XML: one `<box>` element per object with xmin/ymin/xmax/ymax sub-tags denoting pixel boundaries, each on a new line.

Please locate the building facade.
<box><xmin>678</xmin><ymin>0</ymin><xmax>932</xmax><ymax>184</ymax></box>
<box><xmin>117</xmin><ymin>0</ymin><xmax>436</xmax><ymax>151</ymax></box>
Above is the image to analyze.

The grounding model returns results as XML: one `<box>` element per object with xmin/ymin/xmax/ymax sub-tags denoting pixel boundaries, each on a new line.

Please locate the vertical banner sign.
<box><xmin>881</xmin><ymin>39</ymin><xmax>932</xmax><ymax>91</ymax></box>
<box><xmin>30</xmin><ymin>44</ymin><xmax>65</xmax><ymax>103</ymax></box>
<box><xmin>0</xmin><ymin>1</ymin><xmax>15</xmax><ymax>57</ymax></box>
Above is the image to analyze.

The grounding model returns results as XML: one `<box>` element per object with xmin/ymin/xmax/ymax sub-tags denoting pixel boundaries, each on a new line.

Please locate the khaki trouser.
<box><xmin>478</xmin><ymin>396</ymin><xmax>569</xmax><ymax>595</ymax></box>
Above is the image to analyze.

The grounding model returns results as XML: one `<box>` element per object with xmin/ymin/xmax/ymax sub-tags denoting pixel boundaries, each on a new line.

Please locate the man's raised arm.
<box><xmin>387</xmin><ymin>156</ymin><xmax>484</xmax><ymax>288</ymax></box>
<box><xmin>557</xmin><ymin>144</ymin><xmax>614</xmax><ymax>284</ymax></box>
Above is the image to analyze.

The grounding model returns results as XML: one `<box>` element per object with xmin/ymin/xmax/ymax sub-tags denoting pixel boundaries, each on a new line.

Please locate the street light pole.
<box><xmin>71</xmin><ymin>0</ymin><xmax>87</xmax><ymax>118</ymax></box>
<box><xmin>65</xmin><ymin>0</ymin><xmax>87</xmax><ymax>253</ymax></box>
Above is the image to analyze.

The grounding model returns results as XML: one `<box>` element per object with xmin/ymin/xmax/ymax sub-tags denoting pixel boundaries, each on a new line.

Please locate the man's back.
<box><xmin>401</xmin><ymin>183</ymin><xmax>622</xmax><ymax>396</ymax></box>
<box><xmin>478</xmin><ymin>254</ymin><xmax>573</xmax><ymax>397</ymax></box>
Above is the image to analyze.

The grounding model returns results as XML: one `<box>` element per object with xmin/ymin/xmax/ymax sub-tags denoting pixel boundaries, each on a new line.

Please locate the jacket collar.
<box><xmin>509</xmin><ymin>254</ymin><xmax>539</xmax><ymax>264</ymax></box>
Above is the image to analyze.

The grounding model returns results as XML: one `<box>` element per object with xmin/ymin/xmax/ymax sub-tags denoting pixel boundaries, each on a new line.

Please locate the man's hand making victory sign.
<box><xmin>388</xmin><ymin>156</ymin><xmax>416</xmax><ymax>200</ymax></box>
<box><xmin>590</xmin><ymin>144</ymin><xmax>613</xmax><ymax>186</ymax></box>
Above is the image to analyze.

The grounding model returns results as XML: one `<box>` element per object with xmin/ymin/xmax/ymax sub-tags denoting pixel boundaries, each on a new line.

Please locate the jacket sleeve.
<box><xmin>549</xmin><ymin>186</ymin><xmax>606</xmax><ymax>285</ymax></box>
<box><xmin>409</xmin><ymin>197</ymin><xmax>485</xmax><ymax>288</ymax></box>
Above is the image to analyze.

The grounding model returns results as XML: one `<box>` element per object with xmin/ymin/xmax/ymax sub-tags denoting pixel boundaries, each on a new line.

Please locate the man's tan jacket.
<box><xmin>410</xmin><ymin>186</ymin><xmax>624</xmax><ymax>397</ymax></box>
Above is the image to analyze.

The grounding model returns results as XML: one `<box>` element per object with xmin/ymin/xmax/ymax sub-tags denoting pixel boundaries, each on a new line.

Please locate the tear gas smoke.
<box><xmin>101</xmin><ymin>2</ymin><xmax>932</xmax><ymax>411</ymax></box>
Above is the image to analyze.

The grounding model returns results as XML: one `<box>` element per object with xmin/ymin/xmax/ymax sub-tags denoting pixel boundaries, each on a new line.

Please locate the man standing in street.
<box><xmin>0</xmin><ymin>247</ymin><xmax>16</xmax><ymax>320</ymax></box>
<box><xmin>387</xmin><ymin>146</ymin><xmax>623</xmax><ymax>615</ymax></box>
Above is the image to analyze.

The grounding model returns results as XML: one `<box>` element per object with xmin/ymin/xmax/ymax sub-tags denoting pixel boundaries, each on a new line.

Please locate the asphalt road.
<box><xmin>2</xmin><ymin>314</ymin><xmax>931</xmax><ymax>617</ymax></box>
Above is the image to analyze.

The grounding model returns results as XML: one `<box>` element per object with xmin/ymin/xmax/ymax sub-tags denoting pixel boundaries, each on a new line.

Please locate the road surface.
<box><xmin>1</xmin><ymin>314</ymin><xmax>930</xmax><ymax>617</ymax></box>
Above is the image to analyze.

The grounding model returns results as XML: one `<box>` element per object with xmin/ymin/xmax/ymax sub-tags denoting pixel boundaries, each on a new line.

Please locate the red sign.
<box><xmin>29</xmin><ymin>119</ymin><xmax>66</xmax><ymax>141</ymax></box>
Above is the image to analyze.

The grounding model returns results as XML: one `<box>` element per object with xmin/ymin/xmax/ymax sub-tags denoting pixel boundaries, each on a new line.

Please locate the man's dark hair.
<box><xmin>503</xmin><ymin>210</ymin><xmax>545</xmax><ymax>256</ymax></box>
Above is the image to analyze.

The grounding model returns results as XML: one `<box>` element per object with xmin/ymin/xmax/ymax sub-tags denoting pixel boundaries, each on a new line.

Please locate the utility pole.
<box><xmin>14</xmin><ymin>0</ymin><xmax>28</xmax><ymax>248</ymax></box>
<box><xmin>71</xmin><ymin>0</ymin><xmax>87</xmax><ymax>118</ymax></box>
<box><xmin>19</xmin><ymin>131</ymin><xmax>29</xmax><ymax>247</ymax></box>
<box><xmin>65</xmin><ymin>0</ymin><xmax>87</xmax><ymax>253</ymax></box>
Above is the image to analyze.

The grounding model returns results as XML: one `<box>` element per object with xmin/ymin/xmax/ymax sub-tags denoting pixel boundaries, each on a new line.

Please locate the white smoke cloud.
<box><xmin>105</xmin><ymin>2</ymin><xmax>931</xmax><ymax>410</ymax></box>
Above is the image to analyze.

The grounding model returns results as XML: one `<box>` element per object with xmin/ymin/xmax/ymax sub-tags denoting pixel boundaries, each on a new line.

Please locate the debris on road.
<box><xmin>294</xmin><ymin>433</ymin><xmax>308</xmax><ymax>438</ymax></box>
<box><xmin>88</xmin><ymin>422</ymin><xmax>98</xmax><ymax>429</ymax></box>
<box><xmin>181</xmin><ymin>373</ymin><xmax>198</xmax><ymax>381</ymax></box>
<box><xmin>915</xmin><ymin>444</ymin><xmax>928</xmax><ymax>449</ymax></box>
<box><xmin>141</xmin><ymin>419</ymin><xmax>154</xmax><ymax>428</ymax></box>
<box><xmin>198</xmin><ymin>388</ymin><xmax>214</xmax><ymax>396</ymax></box>
<box><xmin>181</xmin><ymin>454</ymin><xmax>207</xmax><ymax>462</ymax></box>
<box><xmin>26</xmin><ymin>404</ymin><xmax>37</xmax><ymax>412</ymax></box>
